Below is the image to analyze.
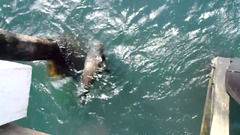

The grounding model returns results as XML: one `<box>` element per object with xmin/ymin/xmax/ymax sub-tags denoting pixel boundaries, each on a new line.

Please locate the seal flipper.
<box><xmin>47</xmin><ymin>61</ymin><xmax>63</xmax><ymax>79</ymax></box>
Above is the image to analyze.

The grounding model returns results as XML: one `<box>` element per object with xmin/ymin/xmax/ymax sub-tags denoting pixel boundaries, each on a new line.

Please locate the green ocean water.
<box><xmin>1</xmin><ymin>0</ymin><xmax>240</xmax><ymax>134</ymax></box>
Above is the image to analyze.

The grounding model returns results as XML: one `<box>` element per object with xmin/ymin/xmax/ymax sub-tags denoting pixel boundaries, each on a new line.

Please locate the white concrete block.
<box><xmin>0</xmin><ymin>60</ymin><xmax>32</xmax><ymax>126</ymax></box>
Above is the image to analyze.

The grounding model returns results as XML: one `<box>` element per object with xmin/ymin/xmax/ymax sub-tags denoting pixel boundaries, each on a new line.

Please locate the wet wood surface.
<box><xmin>200</xmin><ymin>62</ymin><xmax>215</xmax><ymax>135</ymax></box>
<box><xmin>200</xmin><ymin>57</ymin><xmax>230</xmax><ymax>135</ymax></box>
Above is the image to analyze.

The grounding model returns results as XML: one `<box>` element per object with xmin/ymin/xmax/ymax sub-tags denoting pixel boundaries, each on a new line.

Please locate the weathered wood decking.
<box><xmin>0</xmin><ymin>124</ymin><xmax>49</xmax><ymax>135</ymax></box>
<box><xmin>200</xmin><ymin>57</ymin><xmax>230</xmax><ymax>135</ymax></box>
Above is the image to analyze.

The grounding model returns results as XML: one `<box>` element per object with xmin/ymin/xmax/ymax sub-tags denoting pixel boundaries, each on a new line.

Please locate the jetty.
<box><xmin>201</xmin><ymin>57</ymin><xmax>240</xmax><ymax>135</ymax></box>
<box><xmin>0</xmin><ymin>28</ymin><xmax>81</xmax><ymax>134</ymax></box>
<box><xmin>0</xmin><ymin>28</ymin><xmax>90</xmax><ymax>134</ymax></box>
<box><xmin>0</xmin><ymin>60</ymin><xmax>49</xmax><ymax>134</ymax></box>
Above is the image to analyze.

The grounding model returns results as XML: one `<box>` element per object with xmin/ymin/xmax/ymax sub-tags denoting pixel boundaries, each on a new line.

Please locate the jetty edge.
<box><xmin>200</xmin><ymin>57</ymin><xmax>230</xmax><ymax>135</ymax></box>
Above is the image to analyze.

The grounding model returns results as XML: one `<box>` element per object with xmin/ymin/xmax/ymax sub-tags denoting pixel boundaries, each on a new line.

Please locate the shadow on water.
<box><xmin>230</xmin><ymin>98</ymin><xmax>240</xmax><ymax>135</ymax></box>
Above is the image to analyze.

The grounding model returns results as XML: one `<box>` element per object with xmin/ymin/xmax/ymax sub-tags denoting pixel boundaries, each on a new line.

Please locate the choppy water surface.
<box><xmin>1</xmin><ymin>0</ymin><xmax>240</xmax><ymax>134</ymax></box>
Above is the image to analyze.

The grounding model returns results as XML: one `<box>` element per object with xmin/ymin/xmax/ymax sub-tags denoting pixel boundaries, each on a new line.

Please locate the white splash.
<box><xmin>199</xmin><ymin>11</ymin><xmax>215</xmax><ymax>21</ymax></box>
<box><xmin>149</xmin><ymin>5</ymin><xmax>167</xmax><ymax>20</ymax></box>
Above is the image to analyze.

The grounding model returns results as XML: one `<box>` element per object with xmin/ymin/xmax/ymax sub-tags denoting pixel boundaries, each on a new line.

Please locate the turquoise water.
<box><xmin>1</xmin><ymin>0</ymin><xmax>240</xmax><ymax>134</ymax></box>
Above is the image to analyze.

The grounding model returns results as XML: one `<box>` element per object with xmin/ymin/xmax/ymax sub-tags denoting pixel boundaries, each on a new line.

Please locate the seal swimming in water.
<box><xmin>83</xmin><ymin>41</ymin><xmax>107</xmax><ymax>89</ymax></box>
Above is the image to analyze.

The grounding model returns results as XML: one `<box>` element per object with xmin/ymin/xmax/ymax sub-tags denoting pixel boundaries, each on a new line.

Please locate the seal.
<box><xmin>83</xmin><ymin>41</ymin><xmax>107</xmax><ymax>89</ymax></box>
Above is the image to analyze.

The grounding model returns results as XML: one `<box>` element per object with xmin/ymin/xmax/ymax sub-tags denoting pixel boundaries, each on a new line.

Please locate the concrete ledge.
<box><xmin>0</xmin><ymin>60</ymin><xmax>32</xmax><ymax>126</ymax></box>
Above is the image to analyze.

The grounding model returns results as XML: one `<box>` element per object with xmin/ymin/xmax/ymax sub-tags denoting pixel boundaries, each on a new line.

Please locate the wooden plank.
<box><xmin>210</xmin><ymin>57</ymin><xmax>230</xmax><ymax>135</ymax></box>
<box><xmin>0</xmin><ymin>28</ymin><xmax>61</xmax><ymax>61</ymax></box>
<box><xmin>200</xmin><ymin>61</ymin><xmax>215</xmax><ymax>135</ymax></box>
<box><xmin>0</xmin><ymin>28</ymin><xmax>86</xmax><ymax>77</ymax></box>
<box><xmin>0</xmin><ymin>124</ymin><xmax>49</xmax><ymax>135</ymax></box>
